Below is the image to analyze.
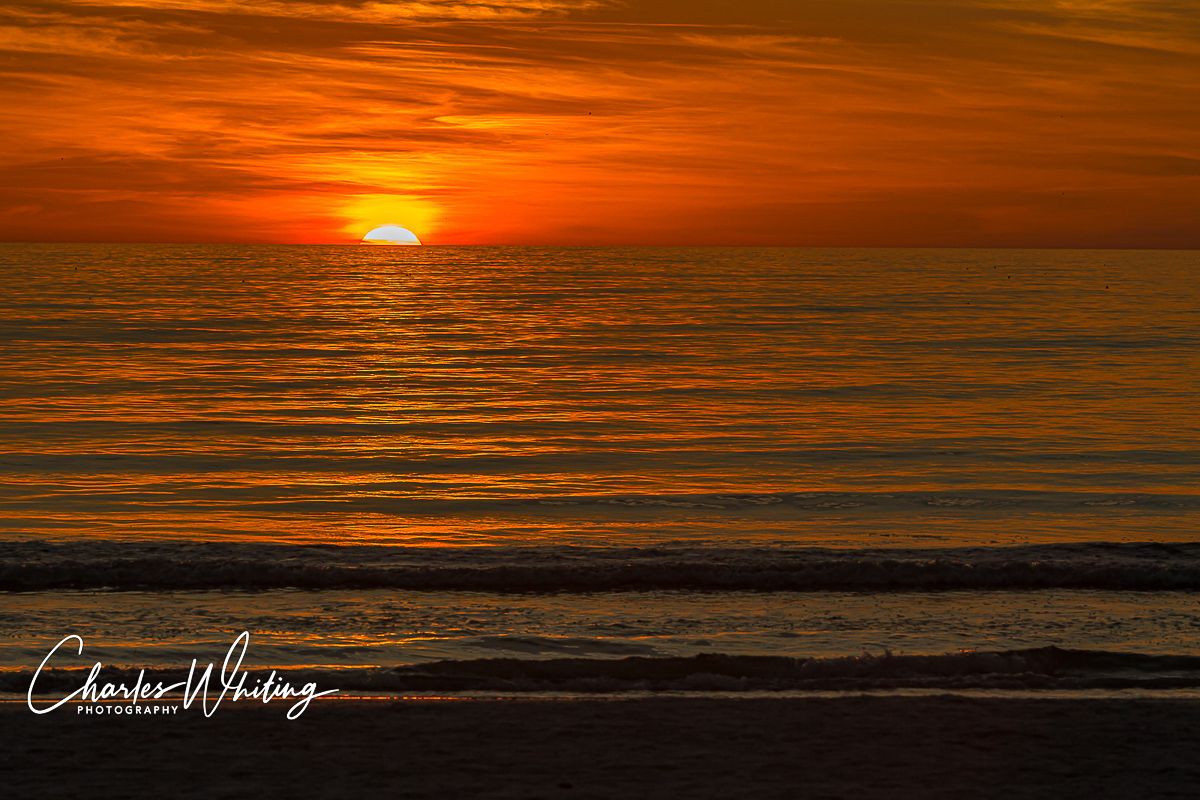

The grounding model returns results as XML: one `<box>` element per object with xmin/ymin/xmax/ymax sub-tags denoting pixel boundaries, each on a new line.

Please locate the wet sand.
<box><xmin>4</xmin><ymin>695</ymin><xmax>1200</xmax><ymax>799</ymax></box>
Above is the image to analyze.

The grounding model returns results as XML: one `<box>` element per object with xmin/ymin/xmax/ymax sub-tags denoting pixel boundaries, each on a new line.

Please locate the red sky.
<box><xmin>2</xmin><ymin>0</ymin><xmax>1199</xmax><ymax>246</ymax></box>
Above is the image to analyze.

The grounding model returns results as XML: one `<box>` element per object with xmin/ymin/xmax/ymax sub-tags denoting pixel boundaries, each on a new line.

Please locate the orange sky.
<box><xmin>1</xmin><ymin>0</ymin><xmax>1198</xmax><ymax>246</ymax></box>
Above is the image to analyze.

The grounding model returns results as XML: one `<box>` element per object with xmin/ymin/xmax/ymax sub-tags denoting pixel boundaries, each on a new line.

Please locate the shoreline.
<box><xmin>9</xmin><ymin>686</ymin><xmax>1200</xmax><ymax>703</ymax></box>
<box><xmin>6</xmin><ymin>695</ymin><xmax>1200</xmax><ymax>798</ymax></box>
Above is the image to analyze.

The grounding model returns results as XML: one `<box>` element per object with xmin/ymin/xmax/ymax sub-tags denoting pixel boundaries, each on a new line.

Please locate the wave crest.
<box><xmin>3</xmin><ymin>541</ymin><xmax>1200</xmax><ymax>592</ymax></box>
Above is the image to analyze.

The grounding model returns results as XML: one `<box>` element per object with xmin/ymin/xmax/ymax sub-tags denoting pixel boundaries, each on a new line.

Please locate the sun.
<box><xmin>360</xmin><ymin>224</ymin><xmax>421</xmax><ymax>245</ymax></box>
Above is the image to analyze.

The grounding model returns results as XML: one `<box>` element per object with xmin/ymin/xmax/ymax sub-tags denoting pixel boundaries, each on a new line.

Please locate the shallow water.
<box><xmin>4</xmin><ymin>587</ymin><xmax>1200</xmax><ymax>670</ymax></box>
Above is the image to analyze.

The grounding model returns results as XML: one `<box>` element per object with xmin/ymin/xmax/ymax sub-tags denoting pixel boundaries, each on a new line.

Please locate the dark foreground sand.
<box><xmin>4</xmin><ymin>696</ymin><xmax>1199</xmax><ymax>799</ymax></box>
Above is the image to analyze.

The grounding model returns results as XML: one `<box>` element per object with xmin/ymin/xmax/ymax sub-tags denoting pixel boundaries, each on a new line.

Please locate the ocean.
<box><xmin>3</xmin><ymin>243</ymin><xmax>1198</xmax><ymax>695</ymax></box>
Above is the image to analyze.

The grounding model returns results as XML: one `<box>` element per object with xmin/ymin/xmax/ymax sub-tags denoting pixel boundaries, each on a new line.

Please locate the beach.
<box><xmin>6</xmin><ymin>695</ymin><xmax>1200</xmax><ymax>798</ymax></box>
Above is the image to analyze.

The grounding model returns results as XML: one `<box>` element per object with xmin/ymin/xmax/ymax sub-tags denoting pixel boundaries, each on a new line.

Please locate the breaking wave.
<box><xmin>3</xmin><ymin>540</ymin><xmax>1200</xmax><ymax>592</ymax></box>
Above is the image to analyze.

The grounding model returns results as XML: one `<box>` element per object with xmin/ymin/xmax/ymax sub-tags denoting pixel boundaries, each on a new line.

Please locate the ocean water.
<box><xmin>3</xmin><ymin>244</ymin><xmax>1198</xmax><ymax>695</ymax></box>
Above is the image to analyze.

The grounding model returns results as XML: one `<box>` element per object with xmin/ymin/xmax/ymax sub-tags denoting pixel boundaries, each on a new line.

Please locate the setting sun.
<box><xmin>360</xmin><ymin>225</ymin><xmax>421</xmax><ymax>245</ymax></box>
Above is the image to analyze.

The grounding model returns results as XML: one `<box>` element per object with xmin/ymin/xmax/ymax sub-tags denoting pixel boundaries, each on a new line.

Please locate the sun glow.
<box><xmin>361</xmin><ymin>224</ymin><xmax>422</xmax><ymax>245</ymax></box>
